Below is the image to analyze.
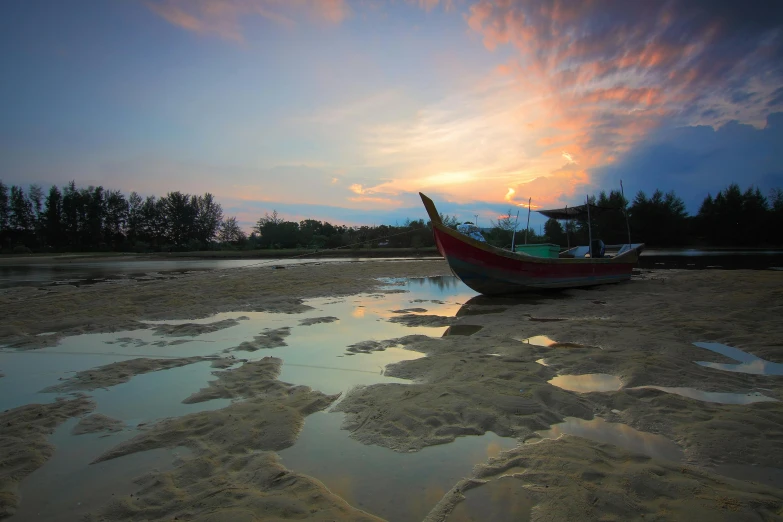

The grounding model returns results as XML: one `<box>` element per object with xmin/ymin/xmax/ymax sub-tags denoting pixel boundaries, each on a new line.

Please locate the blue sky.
<box><xmin>1</xmin><ymin>0</ymin><xmax>782</xmax><ymax>230</ymax></box>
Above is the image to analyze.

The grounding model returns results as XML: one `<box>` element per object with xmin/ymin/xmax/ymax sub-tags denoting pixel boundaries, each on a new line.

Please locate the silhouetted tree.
<box><xmin>2</xmin><ymin>179</ymin><xmax>781</xmax><ymax>253</ymax></box>
<box><xmin>592</xmin><ymin>190</ymin><xmax>629</xmax><ymax>244</ymax></box>
<box><xmin>43</xmin><ymin>185</ymin><xmax>63</xmax><ymax>248</ymax></box>
<box><xmin>104</xmin><ymin>190</ymin><xmax>128</xmax><ymax>246</ymax></box>
<box><xmin>486</xmin><ymin>208</ymin><xmax>520</xmax><ymax>247</ymax></box>
<box><xmin>544</xmin><ymin>218</ymin><xmax>566</xmax><ymax>246</ymax></box>
<box><xmin>193</xmin><ymin>193</ymin><xmax>223</xmax><ymax>244</ymax></box>
<box><xmin>0</xmin><ymin>181</ymin><xmax>9</xmax><ymax>248</ymax></box>
<box><xmin>698</xmin><ymin>184</ymin><xmax>770</xmax><ymax>246</ymax></box>
<box><xmin>9</xmin><ymin>186</ymin><xmax>34</xmax><ymax>233</ymax></box>
<box><xmin>218</xmin><ymin>216</ymin><xmax>246</xmax><ymax>244</ymax></box>
<box><xmin>439</xmin><ymin>213</ymin><xmax>460</xmax><ymax>229</ymax></box>
<box><xmin>629</xmin><ymin>190</ymin><xmax>688</xmax><ymax>246</ymax></box>
<box><xmin>127</xmin><ymin>191</ymin><xmax>143</xmax><ymax>243</ymax></box>
<box><xmin>770</xmin><ymin>189</ymin><xmax>783</xmax><ymax>245</ymax></box>
<box><xmin>61</xmin><ymin>181</ymin><xmax>80</xmax><ymax>247</ymax></box>
<box><xmin>162</xmin><ymin>192</ymin><xmax>196</xmax><ymax>247</ymax></box>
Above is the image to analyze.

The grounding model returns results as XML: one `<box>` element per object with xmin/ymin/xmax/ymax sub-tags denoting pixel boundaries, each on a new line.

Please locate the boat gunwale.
<box><xmin>420</xmin><ymin>192</ymin><xmax>642</xmax><ymax>266</ymax></box>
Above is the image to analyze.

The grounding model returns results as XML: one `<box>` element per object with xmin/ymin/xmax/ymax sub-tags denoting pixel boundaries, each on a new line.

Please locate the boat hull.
<box><xmin>434</xmin><ymin>227</ymin><xmax>636</xmax><ymax>294</ymax></box>
<box><xmin>420</xmin><ymin>192</ymin><xmax>641</xmax><ymax>295</ymax></box>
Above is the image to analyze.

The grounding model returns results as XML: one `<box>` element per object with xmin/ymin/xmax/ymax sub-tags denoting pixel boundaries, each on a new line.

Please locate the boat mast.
<box><xmin>620</xmin><ymin>180</ymin><xmax>631</xmax><ymax>247</ymax></box>
<box><xmin>586</xmin><ymin>195</ymin><xmax>593</xmax><ymax>257</ymax></box>
<box><xmin>524</xmin><ymin>197</ymin><xmax>531</xmax><ymax>245</ymax></box>
<box><xmin>565</xmin><ymin>205</ymin><xmax>569</xmax><ymax>249</ymax></box>
<box><xmin>510</xmin><ymin>210</ymin><xmax>520</xmax><ymax>251</ymax></box>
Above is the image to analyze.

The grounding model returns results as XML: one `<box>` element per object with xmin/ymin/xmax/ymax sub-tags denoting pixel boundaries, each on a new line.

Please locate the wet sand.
<box><xmin>1</xmin><ymin>397</ymin><xmax>94</xmax><ymax>518</ymax></box>
<box><xmin>0</xmin><ymin>260</ymin><xmax>449</xmax><ymax>349</ymax></box>
<box><xmin>1</xmin><ymin>261</ymin><xmax>783</xmax><ymax>520</ymax></box>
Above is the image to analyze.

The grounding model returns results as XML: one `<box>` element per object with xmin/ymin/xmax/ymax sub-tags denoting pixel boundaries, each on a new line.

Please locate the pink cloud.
<box><xmin>457</xmin><ymin>0</ymin><xmax>783</xmax><ymax>204</ymax></box>
<box><xmin>145</xmin><ymin>0</ymin><xmax>351</xmax><ymax>41</ymax></box>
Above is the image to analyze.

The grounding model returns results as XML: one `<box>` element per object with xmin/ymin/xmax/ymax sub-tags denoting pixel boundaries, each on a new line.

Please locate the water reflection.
<box><xmin>516</xmin><ymin>335</ymin><xmax>557</xmax><ymax>347</ymax></box>
<box><xmin>401</xmin><ymin>275</ymin><xmax>462</xmax><ymax>291</ymax></box>
<box><xmin>548</xmin><ymin>374</ymin><xmax>623</xmax><ymax>393</ymax></box>
<box><xmin>628</xmin><ymin>386</ymin><xmax>778</xmax><ymax>404</ymax></box>
<box><xmin>0</xmin><ymin>258</ymin><xmax>444</xmax><ymax>290</ymax></box>
<box><xmin>531</xmin><ymin>416</ymin><xmax>684</xmax><ymax>462</ymax></box>
<box><xmin>279</xmin><ymin>411</ymin><xmax>518</xmax><ymax>522</ymax></box>
<box><xmin>3</xmin><ymin>275</ymin><xmax>481</xmax><ymax>519</ymax></box>
<box><xmin>447</xmin><ymin>476</ymin><xmax>534</xmax><ymax>522</ymax></box>
<box><xmin>693</xmin><ymin>342</ymin><xmax>783</xmax><ymax>375</ymax></box>
<box><xmin>516</xmin><ymin>335</ymin><xmax>583</xmax><ymax>348</ymax></box>
<box><xmin>12</xmin><ymin>418</ymin><xmax>191</xmax><ymax>521</ymax></box>
<box><xmin>442</xmin><ymin>325</ymin><xmax>483</xmax><ymax>337</ymax></box>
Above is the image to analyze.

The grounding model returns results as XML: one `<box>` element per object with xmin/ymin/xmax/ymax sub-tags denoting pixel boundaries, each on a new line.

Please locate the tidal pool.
<box><xmin>446</xmin><ymin>476</ymin><xmax>534</xmax><ymax>522</ymax></box>
<box><xmin>693</xmin><ymin>342</ymin><xmax>783</xmax><ymax>375</ymax></box>
<box><xmin>628</xmin><ymin>385</ymin><xmax>778</xmax><ymax>404</ymax></box>
<box><xmin>516</xmin><ymin>335</ymin><xmax>557</xmax><ymax>346</ymax></box>
<box><xmin>279</xmin><ymin>411</ymin><xmax>517</xmax><ymax>522</ymax></box>
<box><xmin>3</xmin><ymin>275</ymin><xmax>485</xmax><ymax>520</ymax></box>
<box><xmin>530</xmin><ymin>416</ymin><xmax>684</xmax><ymax>462</ymax></box>
<box><xmin>548</xmin><ymin>373</ymin><xmax>623</xmax><ymax>393</ymax></box>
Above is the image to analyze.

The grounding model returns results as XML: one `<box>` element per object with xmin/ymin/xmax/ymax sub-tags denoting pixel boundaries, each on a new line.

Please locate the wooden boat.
<box><xmin>419</xmin><ymin>192</ymin><xmax>644</xmax><ymax>295</ymax></box>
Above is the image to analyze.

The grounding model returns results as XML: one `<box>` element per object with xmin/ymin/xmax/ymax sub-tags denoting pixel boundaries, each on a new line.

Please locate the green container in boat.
<box><xmin>514</xmin><ymin>243</ymin><xmax>561</xmax><ymax>258</ymax></box>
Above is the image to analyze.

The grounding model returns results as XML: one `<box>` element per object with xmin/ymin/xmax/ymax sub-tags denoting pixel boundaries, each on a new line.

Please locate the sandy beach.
<box><xmin>1</xmin><ymin>259</ymin><xmax>782</xmax><ymax>520</ymax></box>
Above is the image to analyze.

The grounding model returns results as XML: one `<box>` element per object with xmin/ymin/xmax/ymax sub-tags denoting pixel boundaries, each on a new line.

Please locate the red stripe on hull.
<box><xmin>432</xmin><ymin>226</ymin><xmax>639</xmax><ymax>294</ymax></box>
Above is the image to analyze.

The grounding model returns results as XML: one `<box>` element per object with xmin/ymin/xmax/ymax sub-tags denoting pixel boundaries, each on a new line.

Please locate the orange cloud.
<box><xmin>145</xmin><ymin>0</ymin><xmax>350</xmax><ymax>41</ymax></box>
<box><xmin>459</xmin><ymin>0</ymin><xmax>783</xmax><ymax>199</ymax></box>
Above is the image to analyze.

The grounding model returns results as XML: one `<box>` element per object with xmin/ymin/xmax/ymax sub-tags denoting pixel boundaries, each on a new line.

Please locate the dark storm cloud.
<box><xmin>468</xmin><ymin>0</ymin><xmax>783</xmax><ymax>127</ymax></box>
<box><xmin>594</xmin><ymin>113</ymin><xmax>783</xmax><ymax>212</ymax></box>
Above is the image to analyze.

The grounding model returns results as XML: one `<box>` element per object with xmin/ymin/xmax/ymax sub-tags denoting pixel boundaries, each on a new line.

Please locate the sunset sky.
<box><xmin>1</xmin><ymin>0</ymin><xmax>782</xmax><ymax>229</ymax></box>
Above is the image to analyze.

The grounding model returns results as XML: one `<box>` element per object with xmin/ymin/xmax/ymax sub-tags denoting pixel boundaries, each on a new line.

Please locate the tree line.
<box><xmin>1</xmin><ymin>180</ymin><xmax>782</xmax><ymax>254</ymax></box>
<box><xmin>0</xmin><ymin>181</ymin><xmax>229</xmax><ymax>253</ymax></box>
<box><xmin>0</xmin><ymin>180</ymin><xmax>437</xmax><ymax>253</ymax></box>
<box><xmin>499</xmin><ymin>184</ymin><xmax>783</xmax><ymax>248</ymax></box>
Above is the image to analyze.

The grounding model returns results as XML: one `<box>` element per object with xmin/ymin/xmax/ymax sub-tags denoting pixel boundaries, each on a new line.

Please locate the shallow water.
<box><xmin>628</xmin><ymin>386</ymin><xmax>778</xmax><ymax>405</ymax></box>
<box><xmin>548</xmin><ymin>373</ymin><xmax>623</xmax><ymax>393</ymax></box>
<box><xmin>4</xmin><ymin>275</ymin><xmax>482</xmax><ymax>520</ymax></box>
<box><xmin>531</xmin><ymin>416</ymin><xmax>684</xmax><ymax>462</ymax></box>
<box><xmin>0</xmin><ymin>257</ymin><xmax>440</xmax><ymax>289</ymax></box>
<box><xmin>446</xmin><ymin>476</ymin><xmax>534</xmax><ymax>522</ymax></box>
<box><xmin>516</xmin><ymin>335</ymin><xmax>557</xmax><ymax>346</ymax></box>
<box><xmin>693</xmin><ymin>342</ymin><xmax>783</xmax><ymax>375</ymax></box>
<box><xmin>8</xmin><ymin>275</ymin><xmax>775</xmax><ymax>520</ymax></box>
<box><xmin>12</xmin><ymin>419</ymin><xmax>191</xmax><ymax>521</ymax></box>
<box><xmin>279</xmin><ymin>411</ymin><xmax>517</xmax><ymax>522</ymax></box>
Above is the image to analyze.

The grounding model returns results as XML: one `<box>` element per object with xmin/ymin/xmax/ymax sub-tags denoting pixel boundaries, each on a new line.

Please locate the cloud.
<box><xmin>344</xmin><ymin>1</ymin><xmax>781</xmax><ymax>212</ymax></box>
<box><xmin>455</xmin><ymin>0</ymin><xmax>783</xmax><ymax>206</ymax></box>
<box><xmin>355</xmin><ymin>67</ymin><xmax>597</xmax><ymax>208</ymax></box>
<box><xmin>594</xmin><ymin>112</ymin><xmax>783</xmax><ymax>212</ymax></box>
<box><xmin>466</xmin><ymin>1</ymin><xmax>783</xmax><ymax>125</ymax></box>
<box><xmin>145</xmin><ymin>0</ymin><xmax>351</xmax><ymax>41</ymax></box>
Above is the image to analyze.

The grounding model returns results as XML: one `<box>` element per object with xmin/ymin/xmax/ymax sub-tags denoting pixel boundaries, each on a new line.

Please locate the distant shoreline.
<box><xmin>2</xmin><ymin>245</ymin><xmax>783</xmax><ymax>268</ymax></box>
<box><xmin>0</xmin><ymin>248</ymin><xmax>441</xmax><ymax>265</ymax></box>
